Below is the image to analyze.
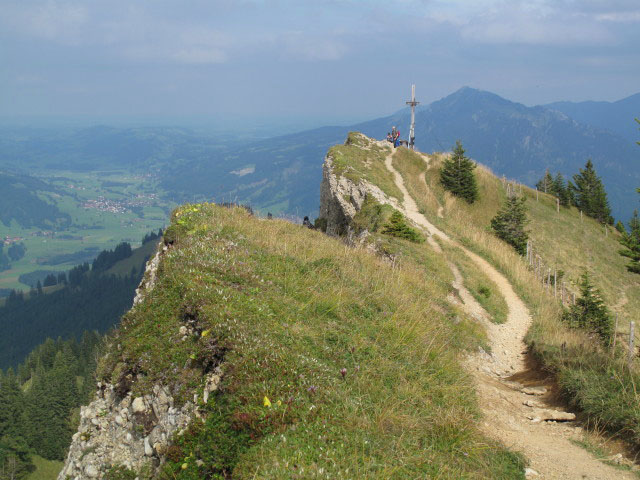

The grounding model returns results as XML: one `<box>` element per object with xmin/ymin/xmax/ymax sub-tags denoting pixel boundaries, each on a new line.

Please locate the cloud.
<box><xmin>123</xmin><ymin>27</ymin><xmax>230</xmax><ymax>64</ymax></box>
<box><xmin>2</xmin><ymin>0</ymin><xmax>89</xmax><ymax>45</ymax></box>
<box><xmin>278</xmin><ymin>33</ymin><xmax>348</xmax><ymax>61</ymax></box>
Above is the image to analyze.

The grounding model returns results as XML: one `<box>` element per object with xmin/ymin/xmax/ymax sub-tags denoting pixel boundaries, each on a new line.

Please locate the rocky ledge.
<box><xmin>318</xmin><ymin>133</ymin><xmax>398</xmax><ymax>236</ymax></box>
<box><xmin>58</xmin><ymin>243</ymin><xmax>223</xmax><ymax>479</ymax></box>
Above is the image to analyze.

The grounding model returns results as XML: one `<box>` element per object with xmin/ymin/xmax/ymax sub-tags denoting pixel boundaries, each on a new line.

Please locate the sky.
<box><xmin>1</xmin><ymin>0</ymin><xmax>639</xmax><ymax>124</ymax></box>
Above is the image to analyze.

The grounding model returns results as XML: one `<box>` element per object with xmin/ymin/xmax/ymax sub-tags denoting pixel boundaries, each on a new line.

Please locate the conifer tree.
<box><xmin>570</xmin><ymin>159</ymin><xmax>613</xmax><ymax>224</ymax></box>
<box><xmin>552</xmin><ymin>173</ymin><xmax>570</xmax><ymax>207</ymax></box>
<box><xmin>620</xmin><ymin>210</ymin><xmax>640</xmax><ymax>274</ymax></box>
<box><xmin>440</xmin><ymin>140</ymin><xmax>478</xmax><ymax>204</ymax></box>
<box><xmin>490</xmin><ymin>195</ymin><xmax>529</xmax><ymax>255</ymax></box>
<box><xmin>0</xmin><ymin>370</ymin><xmax>26</xmax><ymax>440</ymax></box>
<box><xmin>562</xmin><ymin>271</ymin><xmax>613</xmax><ymax>343</ymax></box>
<box><xmin>536</xmin><ymin>169</ymin><xmax>554</xmax><ymax>194</ymax></box>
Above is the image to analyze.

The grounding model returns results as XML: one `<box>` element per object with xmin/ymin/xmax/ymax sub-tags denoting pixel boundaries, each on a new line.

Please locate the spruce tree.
<box><xmin>562</xmin><ymin>271</ymin><xmax>613</xmax><ymax>343</ymax></box>
<box><xmin>552</xmin><ymin>173</ymin><xmax>570</xmax><ymax>207</ymax></box>
<box><xmin>620</xmin><ymin>210</ymin><xmax>640</xmax><ymax>274</ymax></box>
<box><xmin>0</xmin><ymin>369</ymin><xmax>26</xmax><ymax>440</ymax></box>
<box><xmin>536</xmin><ymin>169</ymin><xmax>554</xmax><ymax>194</ymax></box>
<box><xmin>440</xmin><ymin>140</ymin><xmax>478</xmax><ymax>204</ymax></box>
<box><xmin>490</xmin><ymin>195</ymin><xmax>529</xmax><ymax>255</ymax></box>
<box><xmin>570</xmin><ymin>159</ymin><xmax>613</xmax><ymax>224</ymax></box>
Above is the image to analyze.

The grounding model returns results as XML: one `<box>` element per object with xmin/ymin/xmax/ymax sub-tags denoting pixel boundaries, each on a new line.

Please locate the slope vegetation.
<box><xmin>389</xmin><ymin>143</ymin><xmax>640</xmax><ymax>453</ymax></box>
<box><xmin>97</xmin><ymin>203</ymin><xmax>525</xmax><ymax>478</ymax></box>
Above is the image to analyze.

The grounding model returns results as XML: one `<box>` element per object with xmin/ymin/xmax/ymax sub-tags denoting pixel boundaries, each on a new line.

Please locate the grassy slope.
<box><xmin>106</xmin><ymin>239</ymin><xmax>159</xmax><ymax>277</ymax></box>
<box><xmin>98</xmin><ymin>204</ymin><xmax>524</xmax><ymax>478</ymax></box>
<box><xmin>392</xmin><ymin>145</ymin><xmax>640</xmax><ymax>445</ymax></box>
<box><xmin>27</xmin><ymin>455</ymin><xmax>62</xmax><ymax>480</ymax></box>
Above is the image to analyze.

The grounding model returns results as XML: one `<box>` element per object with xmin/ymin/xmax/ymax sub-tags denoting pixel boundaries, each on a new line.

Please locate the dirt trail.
<box><xmin>384</xmin><ymin>150</ymin><xmax>634</xmax><ymax>479</ymax></box>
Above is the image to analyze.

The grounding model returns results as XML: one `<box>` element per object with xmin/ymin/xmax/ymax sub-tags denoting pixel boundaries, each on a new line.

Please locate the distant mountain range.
<box><xmin>351</xmin><ymin>87</ymin><xmax>640</xmax><ymax>220</ymax></box>
<box><xmin>1</xmin><ymin>87</ymin><xmax>638</xmax><ymax>221</ymax></box>
<box><xmin>545</xmin><ymin>93</ymin><xmax>640</xmax><ymax>143</ymax></box>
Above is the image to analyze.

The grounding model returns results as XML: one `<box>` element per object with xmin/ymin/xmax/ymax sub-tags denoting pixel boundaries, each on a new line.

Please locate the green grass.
<box><xmin>98</xmin><ymin>203</ymin><xmax>525</xmax><ymax>479</ymax></box>
<box><xmin>444</xmin><ymin>243</ymin><xmax>508</xmax><ymax>324</ymax></box>
<box><xmin>0</xmin><ymin>169</ymin><xmax>172</xmax><ymax>291</ymax></box>
<box><xmin>27</xmin><ymin>455</ymin><xmax>62</xmax><ymax>480</ymax></box>
<box><xmin>389</xmin><ymin>140</ymin><xmax>640</xmax><ymax>449</ymax></box>
<box><xmin>569</xmin><ymin>437</ymin><xmax>640</xmax><ymax>476</ymax></box>
<box><xmin>329</xmin><ymin>132</ymin><xmax>404</xmax><ymax>202</ymax></box>
<box><xmin>106</xmin><ymin>239</ymin><xmax>159</xmax><ymax>277</ymax></box>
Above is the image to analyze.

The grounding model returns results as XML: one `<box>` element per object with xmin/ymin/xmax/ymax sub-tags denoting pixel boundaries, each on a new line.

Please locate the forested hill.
<box><xmin>0</xmin><ymin>233</ymin><xmax>160</xmax><ymax>369</ymax></box>
<box><xmin>545</xmin><ymin>92</ymin><xmax>640</xmax><ymax>143</ymax></box>
<box><xmin>0</xmin><ymin>333</ymin><xmax>101</xmax><ymax>478</ymax></box>
<box><xmin>0</xmin><ymin>172</ymin><xmax>71</xmax><ymax>229</ymax></box>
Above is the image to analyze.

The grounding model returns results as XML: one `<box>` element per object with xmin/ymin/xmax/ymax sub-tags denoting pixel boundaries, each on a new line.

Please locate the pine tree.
<box><xmin>570</xmin><ymin>159</ymin><xmax>613</xmax><ymax>224</ymax></box>
<box><xmin>620</xmin><ymin>210</ymin><xmax>640</xmax><ymax>274</ymax></box>
<box><xmin>440</xmin><ymin>140</ymin><xmax>479</xmax><ymax>204</ymax></box>
<box><xmin>562</xmin><ymin>271</ymin><xmax>613</xmax><ymax>343</ymax></box>
<box><xmin>490</xmin><ymin>195</ymin><xmax>529</xmax><ymax>255</ymax></box>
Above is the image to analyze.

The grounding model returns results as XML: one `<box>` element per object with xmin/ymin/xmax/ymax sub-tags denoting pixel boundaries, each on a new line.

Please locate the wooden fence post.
<box><xmin>580</xmin><ymin>210</ymin><xmax>583</xmax><ymax>223</ymax></box>
<box><xmin>556</xmin><ymin>197</ymin><xmax>559</xmax><ymax>214</ymax></box>
<box><xmin>629</xmin><ymin>321</ymin><xmax>635</xmax><ymax>368</ymax></box>
<box><xmin>561</xmin><ymin>282</ymin><xmax>565</xmax><ymax>305</ymax></box>
<box><xmin>547</xmin><ymin>268</ymin><xmax>551</xmax><ymax>291</ymax></box>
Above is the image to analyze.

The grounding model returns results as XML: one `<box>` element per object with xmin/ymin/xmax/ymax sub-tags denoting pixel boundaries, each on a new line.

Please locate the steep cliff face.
<box><xmin>318</xmin><ymin>133</ymin><xmax>399</xmax><ymax>235</ymax></box>
<box><xmin>58</xmin><ymin>246</ymin><xmax>223</xmax><ymax>479</ymax></box>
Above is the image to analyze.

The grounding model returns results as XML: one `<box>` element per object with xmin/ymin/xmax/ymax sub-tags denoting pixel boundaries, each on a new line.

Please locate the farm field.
<box><xmin>0</xmin><ymin>169</ymin><xmax>173</xmax><ymax>291</ymax></box>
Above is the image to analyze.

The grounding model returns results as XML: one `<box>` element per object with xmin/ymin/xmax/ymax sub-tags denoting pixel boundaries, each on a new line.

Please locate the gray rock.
<box><xmin>144</xmin><ymin>437</ymin><xmax>153</xmax><ymax>456</ymax></box>
<box><xmin>521</xmin><ymin>386</ymin><xmax>547</xmax><ymax>396</ymax></box>
<box><xmin>84</xmin><ymin>464</ymin><xmax>99</xmax><ymax>478</ymax></box>
<box><xmin>131</xmin><ymin>397</ymin><xmax>147</xmax><ymax>413</ymax></box>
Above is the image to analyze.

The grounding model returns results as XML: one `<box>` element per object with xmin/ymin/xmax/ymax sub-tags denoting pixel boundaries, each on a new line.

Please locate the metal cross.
<box><xmin>406</xmin><ymin>84</ymin><xmax>420</xmax><ymax>150</ymax></box>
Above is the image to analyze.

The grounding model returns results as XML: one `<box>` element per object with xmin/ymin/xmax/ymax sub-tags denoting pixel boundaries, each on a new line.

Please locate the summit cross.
<box><xmin>406</xmin><ymin>84</ymin><xmax>419</xmax><ymax>150</ymax></box>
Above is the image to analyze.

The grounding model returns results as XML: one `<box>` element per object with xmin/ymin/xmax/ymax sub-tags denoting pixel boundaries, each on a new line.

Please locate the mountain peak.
<box><xmin>431</xmin><ymin>86</ymin><xmax>516</xmax><ymax>112</ymax></box>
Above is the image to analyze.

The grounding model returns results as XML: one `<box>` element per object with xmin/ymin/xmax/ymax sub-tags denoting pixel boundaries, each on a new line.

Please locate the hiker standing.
<box><xmin>393</xmin><ymin>129</ymin><xmax>400</xmax><ymax>148</ymax></box>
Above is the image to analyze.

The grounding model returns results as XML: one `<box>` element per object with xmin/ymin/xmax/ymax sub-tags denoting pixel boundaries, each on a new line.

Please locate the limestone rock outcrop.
<box><xmin>318</xmin><ymin>134</ymin><xmax>398</xmax><ymax>236</ymax></box>
<box><xmin>58</xmin><ymin>243</ymin><xmax>223</xmax><ymax>479</ymax></box>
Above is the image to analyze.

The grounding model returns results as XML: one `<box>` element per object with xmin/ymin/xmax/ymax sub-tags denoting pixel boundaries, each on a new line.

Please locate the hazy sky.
<box><xmin>2</xmin><ymin>0</ymin><xmax>639</xmax><ymax>122</ymax></box>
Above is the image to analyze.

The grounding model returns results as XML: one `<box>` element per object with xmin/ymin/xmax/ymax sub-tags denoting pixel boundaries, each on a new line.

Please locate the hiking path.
<box><xmin>383</xmin><ymin>148</ymin><xmax>634</xmax><ymax>479</ymax></box>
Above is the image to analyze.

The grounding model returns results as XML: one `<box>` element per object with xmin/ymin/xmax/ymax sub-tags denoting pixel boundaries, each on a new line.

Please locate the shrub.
<box><xmin>561</xmin><ymin>271</ymin><xmax>613</xmax><ymax>343</ymax></box>
<box><xmin>381</xmin><ymin>211</ymin><xmax>424</xmax><ymax>243</ymax></box>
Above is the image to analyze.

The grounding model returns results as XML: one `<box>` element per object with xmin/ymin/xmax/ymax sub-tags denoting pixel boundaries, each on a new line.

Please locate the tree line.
<box><xmin>0</xmin><ymin>230</ymin><xmax>163</xmax><ymax>369</ymax></box>
<box><xmin>535</xmin><ymin>160</ymin><xmax>613</xmax><ymax>225</ymax></box>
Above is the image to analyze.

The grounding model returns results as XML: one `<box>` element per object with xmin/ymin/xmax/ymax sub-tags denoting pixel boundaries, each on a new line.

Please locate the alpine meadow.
<box><xmin>2</xmin><ymin>1</ymin><xmax>640</xmax><ymax>479</ymax></box>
